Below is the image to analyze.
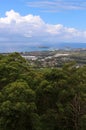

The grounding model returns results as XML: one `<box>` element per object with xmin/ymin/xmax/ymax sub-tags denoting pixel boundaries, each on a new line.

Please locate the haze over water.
<box><xmin>0</xmin><ymin>42</ymin><xmax>86</xmax><ymax>53</ymax></box>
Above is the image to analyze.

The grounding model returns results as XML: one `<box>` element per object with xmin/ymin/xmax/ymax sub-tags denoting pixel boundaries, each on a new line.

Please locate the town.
<box><xmin>20</xmin><ymin>48</ymin><xmax>86</xmax><ymax>68</ymax></box>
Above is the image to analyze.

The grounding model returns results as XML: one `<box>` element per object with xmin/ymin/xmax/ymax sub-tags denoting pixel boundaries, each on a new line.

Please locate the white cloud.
<box><xmin>27</xmin><ymin>0</ymin><xmax>86</xmax><ymax>12</ymax></box>
<box><xmin>0</xmin><ymin>10</ymin><xmax>86</xmax><ymax>46</ymax></box>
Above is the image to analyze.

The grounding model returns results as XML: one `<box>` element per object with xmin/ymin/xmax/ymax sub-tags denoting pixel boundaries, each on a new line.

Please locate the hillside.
<box><xmin>21</xmin><ymin>48</ymin><xmax>86</xmax><ymax>68</ymax></box>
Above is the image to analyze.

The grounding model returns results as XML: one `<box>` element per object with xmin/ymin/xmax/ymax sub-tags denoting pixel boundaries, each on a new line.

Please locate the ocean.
<box><xmin>0</xmin><ymin>42</ymin><xmax>86</xmax><ymax>53</ymax></box>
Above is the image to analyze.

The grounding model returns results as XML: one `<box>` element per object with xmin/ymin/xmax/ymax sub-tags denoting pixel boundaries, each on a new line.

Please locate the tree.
<box><xmin>0</xmin><ymin>80</ymin><xmax>39</xmax><ymax>130</ymax></box>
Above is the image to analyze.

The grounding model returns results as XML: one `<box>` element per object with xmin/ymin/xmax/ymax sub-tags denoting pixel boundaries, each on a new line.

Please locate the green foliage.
<box><xmin>0</xmin><ymin>52</ymin><xmax>86</xmax><ymax>130</ymax></box>
<box><xmin>0</xmin><ymin>80</ymin><xmax>37</xmax><ymax>130</ymax></box>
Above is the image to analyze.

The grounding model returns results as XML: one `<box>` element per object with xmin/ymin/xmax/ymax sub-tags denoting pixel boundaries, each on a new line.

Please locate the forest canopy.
<box><xmin>0</xmin><ymin>52</ymin><xmax>86</xmax><ymax>130</ymax></box>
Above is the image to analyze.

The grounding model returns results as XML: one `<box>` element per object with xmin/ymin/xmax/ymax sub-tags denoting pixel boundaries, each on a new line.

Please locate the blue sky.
<box><xmin>0</xmin><ymin>0</ymin><xmax>86</xmax><ymax>52</ymax></box>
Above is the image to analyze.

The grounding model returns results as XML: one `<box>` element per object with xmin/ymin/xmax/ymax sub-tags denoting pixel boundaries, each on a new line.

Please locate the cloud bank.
<box><xmin>0</xmin><ymin>10</ymin><xmax>86</xmax><ymax>47</ymax></box>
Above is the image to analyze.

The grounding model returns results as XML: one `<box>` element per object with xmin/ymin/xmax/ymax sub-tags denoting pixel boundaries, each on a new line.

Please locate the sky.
<box><xmin>0</xmin><ymin>0</ymin><xmax>86</xmax><ymax>52</ymax></box>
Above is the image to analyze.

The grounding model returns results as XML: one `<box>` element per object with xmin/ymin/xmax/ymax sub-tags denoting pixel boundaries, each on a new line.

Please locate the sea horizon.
<box><xmin>0</xmin><ymin>42</ymin><xmax>86</xmax><ymax>53</ymax></box>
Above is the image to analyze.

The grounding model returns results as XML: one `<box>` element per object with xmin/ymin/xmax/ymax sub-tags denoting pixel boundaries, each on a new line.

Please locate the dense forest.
<box><xmin>0</xmin><ymin>52</ymin><xmax>86</xmax><ymax>130</ymax></box>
